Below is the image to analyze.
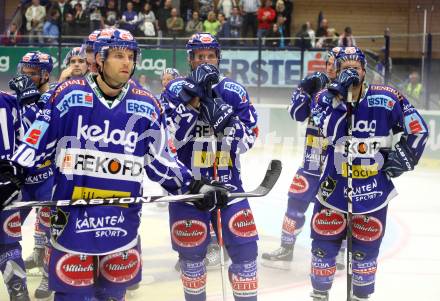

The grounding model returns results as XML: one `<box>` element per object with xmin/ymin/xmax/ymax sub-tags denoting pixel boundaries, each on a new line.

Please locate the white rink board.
<box><xmin>1</xmin><ymin>147</ymin><xmax>440</xmax><ymax>301</ymax></box>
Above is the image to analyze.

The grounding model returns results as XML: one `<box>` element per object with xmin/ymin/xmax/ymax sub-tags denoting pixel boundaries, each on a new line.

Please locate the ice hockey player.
<box><xmin>5</xmin><ymin>51</ymin><xmax>55</xmax><ymax>301</ymax></box>
<box><xmin>0</xmin><ymin>28</ymin><xmax>229</xmax><ymax>301</ymax></box>
<box><xmin>0</xmin><ymin>81</ymin><xmax>38</xmax><ymax>301</ymax></box>
<box><xmin>20</xmin><ymin>47</ymin><xmax>87</xmax><ymax>300</ymax></box>
<box><xmin>162</xmin><ymin>32</ymin><xmax>259</xmax><ymax>301</ymax></box>
<box><xmin>59</xmin><ymin>47</ymin><xmax>88</xmax><ymax>82</ymax></box>
<box><xmin>82</xmin><ymin>29</ymin><xmax>101</xmax><ymax>74</ymax></box>
<box><xmin>262</xmin><ymin>48</ymin><xmax>344</xmax><ymax>270</ymax></box>
<box><xmin>309</xmin><ymin>46</ymin><xmax>428</xmax><ymax>300</ymax></box>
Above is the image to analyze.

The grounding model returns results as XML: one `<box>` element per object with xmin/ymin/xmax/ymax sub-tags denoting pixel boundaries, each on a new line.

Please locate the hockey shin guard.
<box><xmin>228</xmin><ymin>242</ymin><xmax>258</xmax><ymax>301</ymax></box>
<box><xmin>180</xmin><ymin>258</ymin><xmax>207</xmax><ymax>301</ymax></box>
<box><xmin>310</xmin><ymin>240</ymin><xmax>340</xmax><ymax>292</ymax></box>
<box><xmin>281</xmin><ymin>197</ymin><xmax>309</xmax><ymax>247</ymax></box>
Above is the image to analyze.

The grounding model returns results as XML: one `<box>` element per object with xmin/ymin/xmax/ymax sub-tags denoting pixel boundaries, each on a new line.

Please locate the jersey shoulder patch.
<box><xmin>220</xmin><ymin>78</ymin><xmax>249</xmax><ymax>103</ymax></box>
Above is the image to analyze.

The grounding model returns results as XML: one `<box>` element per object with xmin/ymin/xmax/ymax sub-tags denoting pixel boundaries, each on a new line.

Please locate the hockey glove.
<box><xmin>299</xmin><ymin>72</ymin><xmax>329</xmax><ymax>95</ymax></box>
<box><xmin>199</xmin><ymin>97</ymin><xmax>234</xmax><ymax>134</ymax></box>
<box><xmin>380</xmin><ymin>137</ymin><xmax>416</xmax><ymax>178</ymax></box>
<box><xmin>179</xmin><ymin>63</ymin><xmax>220</xmax><ymax>102</ymax></box>
<box><xmin>327</xmin><ymin>68</ymin><xmax>360</xmax><ymax>99</ymax></box>
<box><xmin>189</xmin><ymin>178</ymin><xmax>229</xmax><ymax>211</ymax></box>
<box><xmin>0</xmin><ymin>160</ymin><xmax>25</xmax><ymax>210</ymax></box>
<box><xmin>8</xmin><ymin>75</ymin><xmax>41</xmax><ymax>106</ymax></box>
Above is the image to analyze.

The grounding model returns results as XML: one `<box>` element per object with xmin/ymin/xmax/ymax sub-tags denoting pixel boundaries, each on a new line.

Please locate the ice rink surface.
<box><xmin>1</xmin><ymin>148</ymin><xmax>439</xmax><ymax>301</ymax></box>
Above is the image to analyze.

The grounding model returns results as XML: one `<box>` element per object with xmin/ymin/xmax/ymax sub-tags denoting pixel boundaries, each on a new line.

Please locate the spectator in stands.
<box><xmin>70</xmin><ymin>0</ymin><xmax>87</xmax><ymax>10</ymax></box>
<box><xmin>130</xmin><ymin>0</ymin><xmax>143</xmax><ymax>12</ymax></box>
<box><xmin>139</xmin><ymin>3</ymin><xmax>157</xmax><ymax>37</ymax></box>
<box><xmin>306</xmin><ymin>21</ymin><xmax>316</xmax><ymax>47</ymax></box>
<box><xmin>275</xmin><ymin>1</ymin><xmax>287</xmax><ymax>29</ymax></box>
<box><xmin>73</xmin><ymin>2</ymin><xmax>88</xmax><ymax>35</ymax></box>
<box><xmin>101</xmin><ymin>0</ymin><xmax>119</xmax><ymax>28</ymax></box>
<box><xmin>282</xmin><ymin>0</ymin><xmax>293</xmax><ymax>38</ymax></box>
<box><xmin>185</xmin><ymin>11</ymin><xmax>203</xmax><ymax>35</ymax></box>
<box><xmin>89</xmin><ymin>3</ymin><xmax>102</xmax><ymax>32</ymax></box>
<box><xmin>25</xmin><ymin>0</ymin><xmax>46</xmax><ymax>44</ymax></box>
<box><xmin>50</xmin><ymin>0</ymin><xmax>74</xmax><ymax>23</ymax></box>
<box><xmin>217</xmin><ymin>13</ymin><xmax>231</xmax><ymax>44</ymax></box>
<box><xmin>405</xmin><ymin>71</ymin><xmax>423</xmax><ymax>101</ymax></box>
<box><xmin>138</xmin><ymin>74</ymin><xmax>152</xmax><ymax>91</ymax></box>
<box><xmin>120</xmin><ymin>1</ymin><xmax>139</xmax><ymax>34</ymax></box>
<box><xmin>316</xmin><ymin>27</ymin><xmax>338</xmax><ymax>49</ymax></box>
<box><xmin>375</xmin><ymin>47</ymin><xmax>393</xmax><ymax>77</ymax></box>
<box><xmin>217</xmin><ymin>0</ymin><xmax>239</xmax><ymax>19</ymax></box>
<box><xmin>294</xmin><ymin>23</ymin><xmax>312</xmax><ymax>49</ymax></box>
<box><xmin>257</xmin><ymin>0</ymin><xmax>276</xmax><ymax>38</ymax></box>
<box><xmin>62</xmin><ymin>13</ymin><xmax>76</xmax><ymax>37</ymax></box>
<box><xmin>241</xmin><ymin>0</ymin><xmax>259</xmax><ymax>43</ymax></box>
<box><xmin>166</xmin><ymin>8</ymin><xmax>184</xmax><ymax>37</ymax></box>
<box><xmin>199</xmin><ymin>0</ymin><xmax>215</xmax><ymax>20</ymax></box>
<box><xmin>181</xmin><ymin>0</ymin><xmax>195</xmax><ymax>22</ymax></box>
<box><xmin>229</xmin><ymin>6</ymin><xmax>243</xmax><ymax>45</ymax></box>
<box><xmin>2</xmin><ymin>23</ymin><xmax>22</xmax><ymax>45</ymax></box>
<box><xmin>266</xmin><ymin>23</ymin><xmax>281</xmax><ymax>48</ymax></box>
<box><xmin>203</xmin><ymin>11</ymin><xmax>221</xmax><ymax>36</ymax></box>
<box><xmin>43</xmin><ymin>9</ymin><xmax>60</xmax><ymax>44</ymax></box>
<box><xmin>338</xmin><ymin>26</ymin><xmax>356</xmax><ymax>47</ymax></box>
<box><xmin>275</xmin><ymin>14</ymin><xmax>286</xmax><ymax>48</ymax></box>
<box><xmin>316</xmin><ymin>18</ymin><xmax>328</xmax><ymax>39</ymax></box>
<box><xmin>156</xmin><ymin>0</ymin><xmax>173</xmax><ymax>37</ymax></box>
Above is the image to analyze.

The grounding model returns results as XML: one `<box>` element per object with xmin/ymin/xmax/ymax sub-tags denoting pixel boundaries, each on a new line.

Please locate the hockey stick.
<box><xmin>3</xmin><ymin>160</ymin><xmax>282</xmax><ymax>211</ymax></box>
<box><xmin>346</xmin><ymin>87</ymin><xmax>354</xmax><ymax>301</ymax></box>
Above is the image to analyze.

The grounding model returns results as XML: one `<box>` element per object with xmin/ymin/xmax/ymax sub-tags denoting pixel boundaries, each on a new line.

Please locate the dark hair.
<box><xmin>344</xmin><ymin>27</ymin><xmax>352</xmax><ymax>34</ymax></box>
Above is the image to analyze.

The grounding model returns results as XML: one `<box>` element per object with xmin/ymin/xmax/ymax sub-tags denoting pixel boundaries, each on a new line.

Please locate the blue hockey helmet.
<box><xmin>85</xmin><ymin>29</ymin><xmax>102</xmax><ymax>50</ymax></box>
<box><xmin>18</xmin><ymin>51</ymin><xmax>53</xmax><ymax>75</ymax></box>
<box><xmin>161</xmin><ymin>68</ymin><xmax>180</xmax><ymax>80</ymax></box>
<box><xmin>63</xmin><ymin>46</ymin><xmax>86</xmax><ymax>67</ymax></box>
<box><xmin>93</xmin><ymin>28</ymin><xmax>140</xmax><ymax>63</ymax></box>
<box><xmin>326</xmin><ymin>47</ymin><xmax>343</xmax><ymax>62</ymax></box>
<box><xmin>186</xmin><ymin>33</ymin><xmax>221</xmax><ymax>60</ymax></box>
<box><xmin>335</xmin><ymin>46</ymin><xmax>367</xmax><ymax>70</ymax></box>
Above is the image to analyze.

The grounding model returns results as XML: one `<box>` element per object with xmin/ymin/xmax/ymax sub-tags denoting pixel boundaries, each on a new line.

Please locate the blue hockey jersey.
<box><xmin>11</xmin><ymin>74</ymin><xmax>193</xmax><ymax>255</ymax></box>
<box><xmin>163</xmin><ymin>76</ymin><xmax>258</xmax><ymax>201</ymax></box>
<box><xmin>312</xmin><ymin>84</ymin><xmax>428</xmax><ymax>214</ymax></box>
<box><xmin>288</xmin><ymin>88</ymin><xmax>326</xmax><ymax>177</ymax></box>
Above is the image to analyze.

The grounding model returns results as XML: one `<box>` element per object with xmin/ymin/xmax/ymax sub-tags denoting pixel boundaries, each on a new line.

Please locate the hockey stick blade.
<box><xmin>3</xmin><ymin>160</ymin><xmax>282</xmax><ymax>210</ymax></box>
<box><xmin>227</xmin><ymin>159</ymin><xmax>282</xmax><ymax>198</ymax></box>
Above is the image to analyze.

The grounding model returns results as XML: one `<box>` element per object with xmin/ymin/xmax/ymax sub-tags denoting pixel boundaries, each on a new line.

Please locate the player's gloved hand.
<box><xmin>299</xmin><ymin>72</ymin><xmax>329</xmax><ymax>95</ymax></box>
<box><xmin>8</xmin><ymin>75</ymin><xmax>41</xmax><ymax>106</ymax></box>
<box><xmin>380</xmin><ymin>137</ymin><xmax>416</xmax><ymax>178</ymax></box>
<box><xmin>327</xmin><ymin>68</ymin><xmax>360</xmax><ymax>99</ymax></box>
<box><xmin>199</xmin><ymin>97</ymin><xmax>234</xmax><ymax>134</ymax></box>
<box><xmin>0</xmin><ymin>160</ymin><xmax>25</xmax><ymax>210</ymax></box>
<box><xmin>189</xmin><ymin>178</ymin><xmax>229</xmax><ymax>211</ymax></box>
<box><xmin>179</xmin><ymin>63</ymin><xmax>220</xmax><ymax>102</ymax></box>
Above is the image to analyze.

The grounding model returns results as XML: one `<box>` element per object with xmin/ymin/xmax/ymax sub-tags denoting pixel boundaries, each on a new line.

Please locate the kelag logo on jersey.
<box><xmin>23</xmin><ymin>120</ymin><xmax>49</xmax><ymax>149</ymax></box>
<box><xmin>126</xmin><ymin>99</ymin><xmax>157</xmax><ymax>122</ymax></box>
<box><xmin>223</xmin><ymin>82</ymin><xmax>247</xmax><ymax>103</ymax></box>
<box><xmin>57</xmin><ymin>91</ymin><xmax>93</xmax><ymax>117</ymax></box>
<box><xmin>367</xmin><ymin>95</ymin><xmax>395</xmax><ymax>111</ymax></box>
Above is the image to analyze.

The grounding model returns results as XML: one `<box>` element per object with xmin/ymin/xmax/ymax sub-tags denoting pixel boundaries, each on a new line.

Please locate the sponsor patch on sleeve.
<box><xmin>224</xmin><ymin>82</ymin><xmax>248</xmax><ymax>103</ymax></box>
<box><xmin>404</xmin><ymin>113</ymin><xmax>427</xmax><ymax>134</ymax></box>
<box><xmin>23</xmin><ymin>120</ymin><xmax>49</xmax><ymax>149</ymax></box>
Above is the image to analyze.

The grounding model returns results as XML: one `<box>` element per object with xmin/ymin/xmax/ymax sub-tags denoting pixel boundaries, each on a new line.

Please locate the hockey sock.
<box><xmin>180</xmin><ymin>258</ymin><xmax>207</xmax><ymax>301</ymax></box>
